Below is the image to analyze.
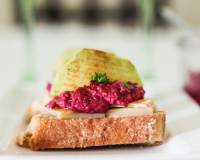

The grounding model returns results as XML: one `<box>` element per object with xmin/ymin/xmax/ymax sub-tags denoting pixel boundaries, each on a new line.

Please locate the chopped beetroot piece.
<box><xmin>46</xmin><ymin>83</ymin><xmax>52</xmax><ymax>93</ymax></box>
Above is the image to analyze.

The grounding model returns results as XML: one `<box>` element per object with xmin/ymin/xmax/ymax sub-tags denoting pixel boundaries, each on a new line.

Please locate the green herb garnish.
<box><xmin>91</xmin><ymin>72</ymin><xmax>110</xmax><ymax>83</ymax></box>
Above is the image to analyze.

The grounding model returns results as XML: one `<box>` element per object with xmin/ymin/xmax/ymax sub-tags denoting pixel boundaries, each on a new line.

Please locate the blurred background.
<box><xmin>0</xmin><ymin>0</ymin><xmax>200</xmax><ymax>105</ymax></box>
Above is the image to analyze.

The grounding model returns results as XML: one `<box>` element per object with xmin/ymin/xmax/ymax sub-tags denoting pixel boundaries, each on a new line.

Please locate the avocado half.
<box><xmin>51</xmin><ymin>48</ymin><xmax>143</xmax><ymax>96</ymax></box>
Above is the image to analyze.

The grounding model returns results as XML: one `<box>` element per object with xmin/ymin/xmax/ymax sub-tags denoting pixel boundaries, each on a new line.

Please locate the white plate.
<box><xmin>0</xmin><ymin>84</ymin><xmax>200</xmax><ymax>160</ymax></box>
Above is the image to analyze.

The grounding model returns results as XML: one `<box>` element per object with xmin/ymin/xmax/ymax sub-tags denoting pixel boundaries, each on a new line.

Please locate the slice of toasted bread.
<box><xmin>16</xmin><ymin>112</ymin><xmax>165</xmax><ymax>150</ymax></box>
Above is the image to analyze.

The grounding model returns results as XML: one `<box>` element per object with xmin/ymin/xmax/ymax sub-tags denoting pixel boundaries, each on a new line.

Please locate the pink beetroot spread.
<box><xmin>46</xmin><ymin>81</ymin><xmax>145</xmax><ymax>113</ymax></box>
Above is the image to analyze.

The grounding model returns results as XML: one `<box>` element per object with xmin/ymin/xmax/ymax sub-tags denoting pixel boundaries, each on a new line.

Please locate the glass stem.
<box><xmin>20</xmin><ymin>0</ymin><xmax>35</xmax><ymax>83</ymax></box>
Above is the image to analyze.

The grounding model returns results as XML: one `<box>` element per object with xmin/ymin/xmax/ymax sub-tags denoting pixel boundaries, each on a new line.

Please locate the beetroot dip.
<box><xmin>45</xmin><ymin>81</ymin><xmax>145</xmax><ymax>113</ymax></box>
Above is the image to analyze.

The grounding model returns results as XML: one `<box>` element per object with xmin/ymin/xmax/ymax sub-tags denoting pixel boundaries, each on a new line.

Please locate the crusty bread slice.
<box><xmin>16</xmin><ymin>112</ymin><xmax>165</xmax><ymax>150</ymax></box>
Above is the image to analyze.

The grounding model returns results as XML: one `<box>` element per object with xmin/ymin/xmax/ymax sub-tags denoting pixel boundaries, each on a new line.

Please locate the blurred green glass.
<box><xmin>138</xmin><ymin>0</ymin><xmax>155</xmax><ymax>80</ymax></box>
<box><xmin>20</xmin><ymin>0</ymin><xmax>35</xmax><ymax>82</ymax></box>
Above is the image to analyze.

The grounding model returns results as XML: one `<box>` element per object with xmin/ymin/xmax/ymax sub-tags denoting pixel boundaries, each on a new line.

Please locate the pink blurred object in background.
<box><xmin>179</xmin><ymin>35</ymin><xmax>200</xmax><ymax>105</ymax></box>
<box><xmin>185</xmin><ymin>72</ymin><xmax>200</xmax><ymax>105</ymax></box>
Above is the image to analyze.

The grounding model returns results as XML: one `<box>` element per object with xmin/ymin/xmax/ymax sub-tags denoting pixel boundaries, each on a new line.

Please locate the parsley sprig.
<box><xmin>91</xmin><ymin>72</ymin><xmax>110</xmax><ymax>83</ymax></box>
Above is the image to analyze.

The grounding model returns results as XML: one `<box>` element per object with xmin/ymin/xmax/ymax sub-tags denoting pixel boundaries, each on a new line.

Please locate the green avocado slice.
<box><xmin>51</xmin><ymin>48</ymin><xmax>142</xmax><ymax>96</ymax></box>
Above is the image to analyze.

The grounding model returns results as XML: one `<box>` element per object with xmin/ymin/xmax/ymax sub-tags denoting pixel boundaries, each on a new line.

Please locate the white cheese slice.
<box><xmin>106</xmin><ymin>99</ymin><xmax>156</xmax><ymax>118</ymax></box>
<box><xmin>30</xmin><ymin>97</ymin><xmax>155</xmax><ymax>119</ymax></box>
<box><xmin>111</xmin><ymin>99</ymin><xmax>156</xmax><ymax>109</ymax></box>
<box><xmin>106</xmin><ymin>107</ymin><xmax>153</xmax><ymax>118</ymax></box>
<box><xmin>30</xmin><ymin>97</ymin><xmax>105</xmax><ymax>119</ymax></box>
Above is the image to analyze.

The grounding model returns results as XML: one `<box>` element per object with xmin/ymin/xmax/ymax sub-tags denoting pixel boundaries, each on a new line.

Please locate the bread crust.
<box><xmin>17</xmin><ymin>112</ymin><xmax>165</xmax><ymax>150</ymax></box>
